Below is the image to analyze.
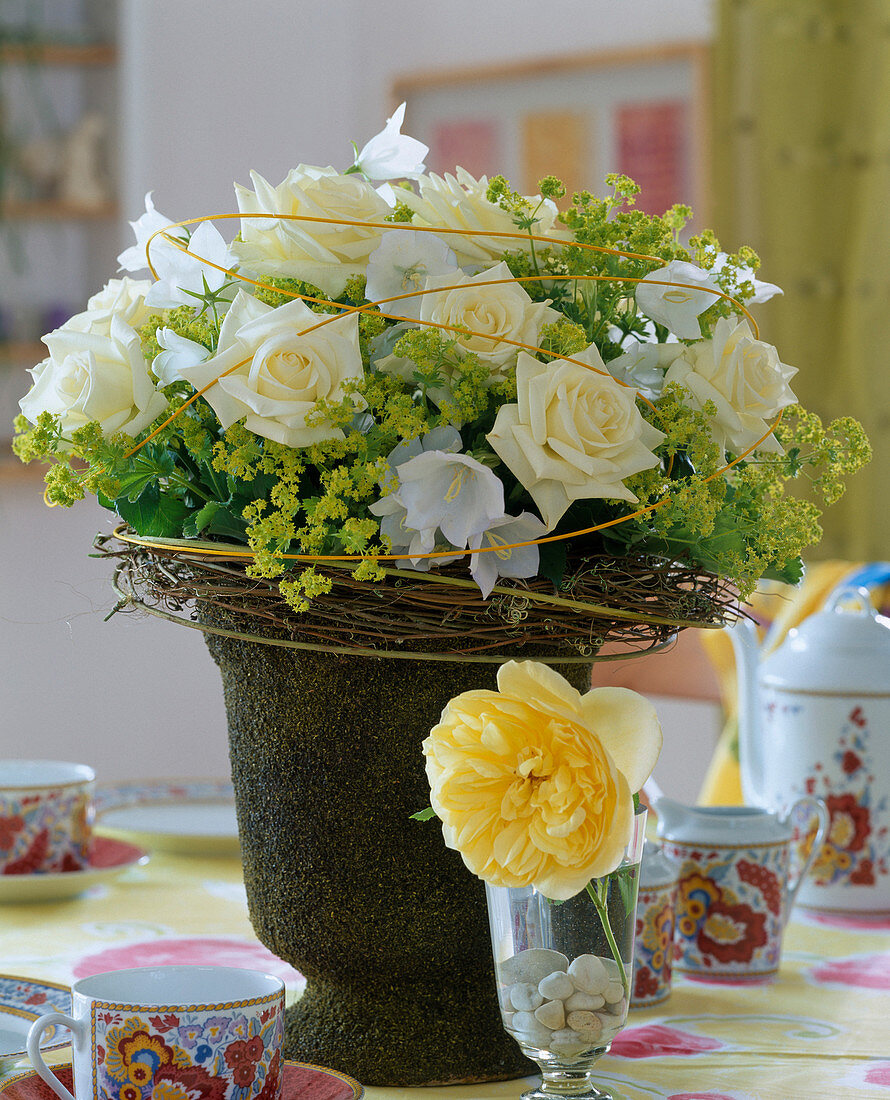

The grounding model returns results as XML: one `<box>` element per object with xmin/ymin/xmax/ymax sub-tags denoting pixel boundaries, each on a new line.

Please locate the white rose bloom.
<box><xmin>665</xmin><ymin>317</ymin><xmax>798</xmax><ymax>455</ymax></box>
<box><xmin>376</xmin><ymin>262</ymin><xmax>560</xmax><ymax>407</ymax></box>
<box><xmin>487</xmin><ymin>346</ymin><xmax>666</xmax><ymax>529</ymax></box>
<box><xmin>63</xmin><ymin>277</ymin><xmax>155</xmax><ymax>337</ymax></box>
<box><xmin>353</xmin><ymin>102</ymin><xmax>428</xmax><ymax>181</ymax></box>
<box><xmin>399</xmin><ymin>167</ymin><xmax>570</xmax><ymax>268</ymax></box>
<box><xmin>170</xmin><ymin>290</ymin><xmax>363</xmax><ymax>449</ymax></box>
<box><xmin>19</xmin><ymin>315</ymin><xmax>167</xmax><ymax>443</ymax></box>
<box><xmin>420</xmin><ymin>262</ymin><xmax>560</xmax><ymax>368</ymax></box>
<box><xmin>636</xmin><ymin>260</ymin><xmax>721</xmax><ymax>340</ymax></box>
<box><xmin>231</xmin><ymin>165</ymin><xmax>392</xmax><ymax>298</ymax></box>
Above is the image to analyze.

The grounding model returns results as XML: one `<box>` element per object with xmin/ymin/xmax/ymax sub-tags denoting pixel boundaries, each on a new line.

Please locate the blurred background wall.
<box><xmin>0</xmin><ymin>0</ymin><xmax>883</xmax><ymax>798</ymax></box>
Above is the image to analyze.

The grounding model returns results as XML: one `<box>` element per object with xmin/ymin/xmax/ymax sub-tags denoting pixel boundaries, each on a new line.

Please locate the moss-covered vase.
<box><xmin>202</xmin><ymin>616</ymin><xmax>590</xmax><ymax>1087</ymax></box>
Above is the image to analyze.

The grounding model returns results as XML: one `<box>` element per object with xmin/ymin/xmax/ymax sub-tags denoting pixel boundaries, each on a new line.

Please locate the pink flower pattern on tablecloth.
<box><xmin>865</xmin><ymin>1062</ymin><xmax>890</xmax><ymax>1087</ymax></box>
<box><xmin>609</xmin><ymin>1024</ymin><xmax>724</xmax><ymax>1059</ymax></box>
<box><xmin>71</xmin><ymin>937</ymin><xmax>304</xmax><ymax>988</ymax></box>
<box><xmin>800</xmin><ymin>910</ymin><xmax>890</xmax><ymax>932</ymax></box>
<box><xmin>810</xmin><ymin>953</ymin><xmax>890</xmax><ymax>991</ymax></box>
<box><xmin>669</xmin><ymin>1093</ymin><xmax>742</xmax><ymax>1099</ymax></box>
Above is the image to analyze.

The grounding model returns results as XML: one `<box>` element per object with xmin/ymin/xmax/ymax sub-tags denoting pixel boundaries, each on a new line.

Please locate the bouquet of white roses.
<box><xmin>14</xmin><ymin>104</ymin><xmax>869</xmax><ymax>630</ymax></box>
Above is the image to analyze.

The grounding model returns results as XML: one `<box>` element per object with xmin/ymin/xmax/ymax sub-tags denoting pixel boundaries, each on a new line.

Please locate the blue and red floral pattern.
<box><xmin>0</xmin><ymin>788</ymin><xmax>91</xmax><ymax>875</ymax></box>
<box><xmin>92</xmin><ymin>998</ymin><xmax>283</xmax><ymax>1100</ymax></box>
<box><xmin>664</xmin><ymin>840</ymin><xmax>788</xmax><ymax>980</ymax></box>
<box><xmin>632</xmin><ymin>882</ymin><xmax>677</xmax><ymax>1006</ymax></box>
<box><xmin>796</xmin><ymin>709</ymin><xmax>890</xmax><ymax>892</ymax></box>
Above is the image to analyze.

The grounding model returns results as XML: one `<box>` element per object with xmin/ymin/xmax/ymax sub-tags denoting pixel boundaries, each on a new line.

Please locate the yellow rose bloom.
<box><xmin>422</xmin><ymin>660</ymin><xmax>662</xmax><ymax>900</ymax></box>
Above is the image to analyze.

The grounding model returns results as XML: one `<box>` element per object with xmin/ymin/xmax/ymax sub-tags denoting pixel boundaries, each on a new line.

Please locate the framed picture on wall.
<box><xmin>394</xmin><ymin>42</ymin><xmax>710</xmax><ymax>225</ymax></box>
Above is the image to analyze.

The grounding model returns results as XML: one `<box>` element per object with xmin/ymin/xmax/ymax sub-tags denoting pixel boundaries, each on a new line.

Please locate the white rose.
<box><xmin>399</xmin><ymin>167</ymin><xmax>570</xmax><ymax>268</ymax></box>
<box><xmin>664</xmin><ymin>317</ymin><xmax>798</xmax><ymax>455</ymax></box>
<box><xmin>19</xmin><ymin>315</ymin><xmax>167</xmax><ymax>443</ymax></box>
<box><xmin>231</xmin><ymin>165</ymin><xmax>392</xmax><ymax>298</ymax></box>
<box><xmin>377</xmin><ymin>262</ymin><xmax>560</xmax><ymax>405</ymax></box>
<box><xmin>65</xmin><ymin>277</ymin><xmax>156</xmax><ymax>336</ymax></box>
<box><xmin>487</xmin><ymin>347</ymin><xmax>665</xmax><ymax>529</ymax></box>
<box><xmin>171</xmin><ymin>290</ymin><xmax>363</xmax><ymax>449</ymax></box>
<box><xmin>420</xmin><ymin>262</ymin><xmax>560</xmax><ymax>368</ymax></box>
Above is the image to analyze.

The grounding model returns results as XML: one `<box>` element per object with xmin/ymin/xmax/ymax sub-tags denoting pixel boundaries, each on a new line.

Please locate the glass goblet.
<box><xmin>485</xmin><ymin>811</ymin><xmax>646</xmax><ymax>1099</ymax></box>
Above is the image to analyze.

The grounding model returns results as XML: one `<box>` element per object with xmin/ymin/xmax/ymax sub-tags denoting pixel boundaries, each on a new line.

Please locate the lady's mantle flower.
<box><xmin>665</xmin><ymin>317</ymin><xmax>798</xmax><ymax>455</ymax></box>
<box><xmin>365</xmin><ymin>230</ymin><xmax>458</xmax><ymax>319</ymax></box>
<box><xmin>232</xmin><ymin>165</ymin><xmax>392</xmax><ymax>298</ymax></box>
<box><xmin>353</xmin><ymin>102</ymin><xmax>428</xmax><ymax>181</ymax></box>
<box><xmin>399</xmin><ymin>168</ymin><xmax>570</xmax><ymax>268</ymax></box>
<box><xmin>19</xmin><ymin>315</ymin><xmax>167</xmax><ymax>444</ymax></box>
<box><xmin>487</xmin><ymin>347</ymin><xmax>665</xmax><ymax>529</ymax></box>
<box><xmin>164</xmin><ymin>289</ymin><xmax>363</xmax><ymax>448</ymax></box>
<box><xmin>636</xmin><ymin>260</ymin><xmax>721</xmax><ymax>340</ymax></box>
<box><xmin>423</xmin><ymin>660</ymin><xmax>662</xmax><ymax>899</ymax></box>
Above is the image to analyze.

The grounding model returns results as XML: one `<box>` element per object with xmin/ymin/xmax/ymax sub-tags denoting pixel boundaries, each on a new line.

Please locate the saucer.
<box><xmin>0</xmin><ymin>838</ymin><xmax>148</xmax><ymax>904</ymax></box>
<box><xmin>0</xmin><ymin>1061</ymin><xmax>364</xmax><ymax>1099</ymax></box>
<box><xmin>0</xmin><ymin>975</ymin><xmax>71</xmax><ymax>1060</ymax></box>
<box><xmin>94</xmin><ymin>778</ymin><xmax>239</xmax><ymax>856</ymax></box>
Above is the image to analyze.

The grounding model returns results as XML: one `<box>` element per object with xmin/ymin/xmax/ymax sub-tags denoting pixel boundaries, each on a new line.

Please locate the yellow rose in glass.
<box><xmin>422</xmin><ymin>659</ymin><xmax>662</xmax><ymax>901</ymax></box>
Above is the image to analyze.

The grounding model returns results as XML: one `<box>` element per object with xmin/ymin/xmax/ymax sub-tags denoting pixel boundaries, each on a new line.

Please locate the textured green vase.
<box><xmin>201</xmin><ymin>610</ymin><xmax>590</xmax><ymax>1087</ymax></box>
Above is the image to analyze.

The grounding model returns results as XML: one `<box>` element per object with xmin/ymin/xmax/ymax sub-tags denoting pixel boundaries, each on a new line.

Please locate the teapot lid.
<box><xmin>761</xmin><ymin>586</ymin><xmax>890</xmax><ymax>690</ymax></box>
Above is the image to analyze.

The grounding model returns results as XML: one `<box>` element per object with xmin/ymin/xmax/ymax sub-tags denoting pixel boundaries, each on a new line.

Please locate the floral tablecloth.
<box><xmin>1</xmin><ymin>849</ymin><xmax>888</xmax><ymax>1099</ymax></box>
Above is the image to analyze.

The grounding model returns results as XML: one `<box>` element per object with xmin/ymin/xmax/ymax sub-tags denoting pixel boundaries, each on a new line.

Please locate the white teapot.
<box><xmin>729</xmin><ymin>573</ymin><xmax>890</xmax><ymax>912</ymax></box>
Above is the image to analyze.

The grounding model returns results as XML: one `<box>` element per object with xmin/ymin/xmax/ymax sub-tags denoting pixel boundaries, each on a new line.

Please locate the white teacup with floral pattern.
<box><xmin>27</xmin><ymin>966</ymin><xmax>285</xmax><ymax>1100</ymax></box>
<box><xmin>0</xmin><ymin>760</ymin><xmax>95</xmax><ymax>874</ymax></box>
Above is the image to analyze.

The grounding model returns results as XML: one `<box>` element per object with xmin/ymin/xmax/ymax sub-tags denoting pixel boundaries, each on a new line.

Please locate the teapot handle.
<box><xmin>783</xmin><ymin>796</ymin><xmax>830</xmax><ymax>918</ymax></box>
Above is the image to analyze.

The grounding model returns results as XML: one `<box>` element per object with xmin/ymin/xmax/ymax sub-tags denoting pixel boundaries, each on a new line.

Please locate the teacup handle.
<box><xmin>26</xmin><ymin>1012</ymin><xmax>82</xmax><ymax>1100</ymax></box>
<box><xmin>784</xmin><ymin>796</ymin><xmax>830</xmax><ymax>917</ymax></box>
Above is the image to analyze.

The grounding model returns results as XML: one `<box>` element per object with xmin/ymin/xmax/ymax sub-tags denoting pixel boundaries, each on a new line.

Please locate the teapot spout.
<box><xmin>727</xmin><ymin>617</ymin><xmax>765</xmax><ymax>806</ymax></box>
<box><xmin>651</xmin><ymin>795</ymin><xmax>692</xmax><ymax>836</ymax></box>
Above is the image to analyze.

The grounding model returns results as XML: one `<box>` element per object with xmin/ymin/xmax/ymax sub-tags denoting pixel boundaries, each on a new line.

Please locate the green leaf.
<box><xmin>113</xmin><ymin>484</ymin><xmax>189</xmax><ymax>538</ymax></box>
<box><xmin>409</xmin><ymin>807</ymin><xmax>438</xmax><ymax>822</ymax></box>
<box><xmin>762</xmin><ymin>556</ymin><xmax>804</xmax><ymax>586</ymax></box>
<box><xmin>538</xmin><ymin>540</ymin><xmax>567</xmax><ymax>589</ymax></box>
<box><xmin>183</xmin><ymin>500</ymin><xmax>221</xmax><ymax>538</ymax></box>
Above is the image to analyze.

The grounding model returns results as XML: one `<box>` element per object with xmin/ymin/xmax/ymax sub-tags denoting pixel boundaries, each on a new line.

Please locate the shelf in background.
<box><xmin>0</xmin><ymin>41</ymin><xmax>116</xmax><ymax>65</ymax></box>
<box><xmin>1</xmin><ymin>199</ymin><xmax>118</xmax><ymax>220</ymax></box>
